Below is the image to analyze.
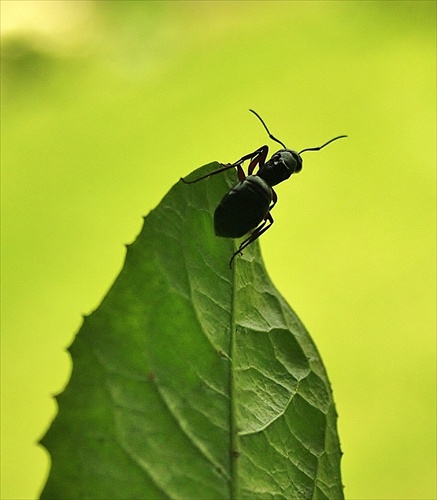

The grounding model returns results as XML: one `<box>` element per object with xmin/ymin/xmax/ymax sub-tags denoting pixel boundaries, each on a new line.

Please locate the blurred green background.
<box><xmin>1</xmin><ymin>1</ymin><xmax>435</xmax><ymax>499</ymax></box>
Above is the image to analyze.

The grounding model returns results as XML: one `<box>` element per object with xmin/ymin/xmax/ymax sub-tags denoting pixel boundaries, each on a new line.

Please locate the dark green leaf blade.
<box><xmin>40</xmin><ymin>162</ymin><xmax>343</xmax><ymax>499</ymax></box>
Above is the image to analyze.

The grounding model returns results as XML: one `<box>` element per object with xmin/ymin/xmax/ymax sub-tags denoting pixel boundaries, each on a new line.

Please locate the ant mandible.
<box><xmin>183</xmin><ymin>110</ymin><xmax>347</xmax><ymax>268</ymax></box>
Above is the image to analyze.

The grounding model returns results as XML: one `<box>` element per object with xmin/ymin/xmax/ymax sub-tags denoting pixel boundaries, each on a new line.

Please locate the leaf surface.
<box><xmin>41</xmin><ymin>163</ymin><xmax>343</xmax><ymax>499</ymax></box>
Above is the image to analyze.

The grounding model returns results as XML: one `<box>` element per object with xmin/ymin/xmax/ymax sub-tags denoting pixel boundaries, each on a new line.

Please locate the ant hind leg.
<box><xmin>229</xmin><ymin>213</ymin><xmax>274</xmax><ymax>268</ymax></box>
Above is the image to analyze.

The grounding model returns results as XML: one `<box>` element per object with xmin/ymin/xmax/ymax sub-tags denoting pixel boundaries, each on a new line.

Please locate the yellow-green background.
<box><xmin>1</xmin><ymin>1</ymin><xmax>435</xmax><ymax>499</ymax></box>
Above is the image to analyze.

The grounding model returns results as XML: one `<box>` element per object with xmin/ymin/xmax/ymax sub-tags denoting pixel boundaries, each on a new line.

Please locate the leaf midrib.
<box><xmin>229</xmin><ymin>258</ymin><xmax>239</xmax><ymax>499</ymax></box>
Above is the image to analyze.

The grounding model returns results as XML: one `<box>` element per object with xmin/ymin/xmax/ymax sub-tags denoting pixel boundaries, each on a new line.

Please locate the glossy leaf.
<box><xmin>40</xmin><ymin>162</ymin><xmax>343</xmax><ymax>499</ymax></box>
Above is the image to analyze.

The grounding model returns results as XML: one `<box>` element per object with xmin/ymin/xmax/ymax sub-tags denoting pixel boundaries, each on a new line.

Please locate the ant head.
<box><xmin>265</xmin><ymin>149</ymin><xmax>302</xmax><ymax>185</ymax></box>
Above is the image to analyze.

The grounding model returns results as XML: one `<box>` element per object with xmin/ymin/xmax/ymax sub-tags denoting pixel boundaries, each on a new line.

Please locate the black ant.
<box><xmin>183</xmin><ymin>110</ymin><xmax>347</xmax><ymax>268</ymax></box>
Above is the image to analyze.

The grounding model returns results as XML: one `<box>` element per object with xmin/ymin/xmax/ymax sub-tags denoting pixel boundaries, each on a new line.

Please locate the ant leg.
<box><xmin>229</xmin><ymin>213</ymin><xmax>274</xmax><ymax>268</ymax></box>
<box><xmin>182</xmin><ymin>146</ymin><xmax>269</xmax><ymax>184</ymax></box>
<box><xmin>227</xmin><ymin>145</ymin><xmax>269</xmax><ymax>180</ymax></box>
<box><xmin>233</xmin><ymin>145</ymin><xmax>269</xmax><ymax>168</ymax></box>
<box><xmin>181</xmin><ymin>162</ymin><xmax>239</xmax><ymax>184</ymax></box>
<box><xmin>269</xmin><ymin>188</ymin><xmax>278</xmax><ymax>211</ymax></box>
<box><xmin>233</xmin><ymin>146</ymin><xmax>268</xmax><ymax>180</ymax></box>
<box><xmin>235</xmin><ymin>163</ymin><xmax>246</xmax><ymax>182</ymax></box>
<box><xmin>248</xmin><ymin>146</ymin><xmax>269</xmax><ymax>175</ymax></box>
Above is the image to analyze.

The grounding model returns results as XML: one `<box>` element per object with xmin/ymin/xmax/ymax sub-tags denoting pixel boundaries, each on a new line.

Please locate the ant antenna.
<box><xmin>249</xmin><ymin>109</ymin><xmax>287</xmax><ymax>149</ymax></box>
<box><xmin>299</xmin><ymin>135</ymin><xmax>347</xmax><ymax>155</ymax></box>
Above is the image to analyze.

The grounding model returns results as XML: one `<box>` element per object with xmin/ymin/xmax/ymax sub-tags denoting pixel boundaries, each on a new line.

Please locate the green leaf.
<box><xmin>40</xmin><ymin>162</ymin><xmax>343</xmax><ymax>499</ymax></box>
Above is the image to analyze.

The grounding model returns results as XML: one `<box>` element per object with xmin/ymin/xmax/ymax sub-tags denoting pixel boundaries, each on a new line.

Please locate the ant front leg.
<box><xmin>229</xmin><ymin>212</ymin><xmax>274</xmax><ymax>268</ymax></box>
<box><xmin>181</xmin><ymin>162</ymin><xmax>242</xmax><ymax>184</ymax></box>
<box><xmin>232</xmin><ymin>145</ymin><xmax>269</xmax><ymax>171</ymax></box>
<box><xmin>230</xmin><ymin>145</ymin><xmax>269</xmax><ymax>181</ymax></box>
<box><xmin>247</xmin><ymin>145</ymin><xmax>269</xmax><ymax>175</ymax></box>
<box><xmin>182</xmin><ymin>145</ymin><xmax>269</xmax><ymax>184</ymax></box>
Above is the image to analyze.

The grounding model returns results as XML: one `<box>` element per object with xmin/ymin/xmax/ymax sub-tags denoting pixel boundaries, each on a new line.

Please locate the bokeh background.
<box><xmin>1</xmin><ymin>1</ymin><xmax>435</xmax><ymax>499</ymax></box>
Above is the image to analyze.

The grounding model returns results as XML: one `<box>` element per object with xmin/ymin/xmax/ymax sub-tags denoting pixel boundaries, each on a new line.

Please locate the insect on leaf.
<box><xmin>40</xmin><ymin>162</ymin><xmax>344</xmax><ymax>499</ymax></box>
